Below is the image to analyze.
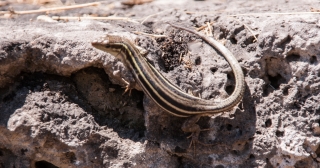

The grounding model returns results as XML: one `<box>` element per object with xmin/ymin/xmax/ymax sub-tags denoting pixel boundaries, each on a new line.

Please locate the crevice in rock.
<box><xmin>262</xmin><ymin>57</ymin><xmax>290</xmax><ymax>96</ymax></box>
<box><xmin>279</xmin><ymin>35</ymin><xmax>292</xmax><ymax>48</ymax></box>
<box><xmin>214</xmin><ymin>165</ymin><xmax>225</xmax><ymax>168</ymax></box>
<box><xmin>35</xmin><ymin>160</ymin><xmax>58</xmax><ymax>168</ymax></box>
<box><xmin>243</xmin><ymin>35</ymin><xmax>257</xmax><ymax>47</ymax></box>
<box><xmin>268</xmin><ymin>73</ymin><xmax>285</xmax><ymax>90</ymax></box>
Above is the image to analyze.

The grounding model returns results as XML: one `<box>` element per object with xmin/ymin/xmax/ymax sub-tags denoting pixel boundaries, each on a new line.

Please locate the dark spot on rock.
<box><xmin>210</xmin><ymin>67</ymin><xmax>218</xmax><ymax>74</ymax></box>
<box><xmin>315</xmin><ymin>144</ymin><xmax>320</xmax><ymax>157</ymax></box>
<box><xmin>286</xmin><ymin>53</ymin><xmax>300</xmax><ymax>62</ymax></box>
<box><xmin>268</xmin><ymin>73</ymin><xmax>285</xmax><ymax>90</ymax></box>
<box><xmin>232</xmin><ymin>150</ymin><xmax>239</xmax><ymax>155</ymax></box>
<box><xmin>276</xmin><ymin>130</ymin><xmax>284</xmax><ymax>137</ymax></box>
<box><xmin>283</xmin><ymin>87</ymin><xmax>289</xmax><ymax>96</ymax></box>
<box><xmin>35</xmin><ymin>161</ymin><xmax>58</xmax><ymax>168</ymax></box>
<box><xmin>65</xmin><ymin>152</ymin><xmax>76</xmax><ymax>163</ymax></box>
<box><xmin>238</xmin><ymin>129</ymin><xmax>243</xmax><ymax>136</ymax></box>
<box><xmin>175</xmin><ymin>146</ymin><xmax>187</xmax><ymax>153</ymax></box>
<box><xmin>136</xmin><ymin>96</ymin><xmax>144</xmax><ymax>110</ymax></box>
<box><xmin>20</xmin><ymin>149</ymin><xmax>28</xmax><ymax>155</ymax></box>
<box><xmin>2</xmin><ymin>92</ymin><xmax>16</xmax><ymax>102</ymax></box>
<box><xmin>220</xmin><ymin>125</ymin><xmax>224</xmax><ymax>130</ymax></box>
<box><xmin>279</xmin><ymin>35</ymin><xmax>292</xmax><ymax>48</ymax></box>
<box><xmin>226</xmin><ymin>85</ymin><xmax>235</xmax><ymax>95</ymax></box>
<box><xmin>195</xmin><ymin>56</ymin><xmax>201</xmax><ymax>65</ymax></box>
<box><xmin>248</xmin><ymin>137</ymin><xmax>255</xmax><ymax>141</ymax></box>
<box><xmin>215</xmin><ymin>165</ymin><xmax>225</xmax><ymax>168</ymax></box>
<box><xmin>123</xmin><ymin>162</ymin><xmax>133</xmax><ymax>168</ymax></box>
<box><xmin>230</xmin><ymin>37</ymin><xmax>237</xmax><ymax>44</ymax></box>
<box><xmin>310</xmin><ymin>55</ymin><xmax>318</xmax><ymax>64</ymax></box>
<box><xmin>106</xmin><ymin>146</ymin><xmax>119</xmax><ymax>158</ymax></box>
<box><xmin>226</xmin><ymin>124</ymin><xmax>233</xmax><ymax>131</ymax></box>
<box><xmin>244</xmin><ymin>35</ymin><xmax>258</xmax><ymax>46</ymax></box>
<box><xmin>265</xmin><ymin>119</ymin><xmax>272</xmax><ymax>127</ymax></box>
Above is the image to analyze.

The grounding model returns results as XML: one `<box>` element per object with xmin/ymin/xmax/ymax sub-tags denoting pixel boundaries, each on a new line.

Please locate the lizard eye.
<box><xmin>102</xmin><ymin>39</ymin><xmax>109</xmax><ymax>45</ymax></box>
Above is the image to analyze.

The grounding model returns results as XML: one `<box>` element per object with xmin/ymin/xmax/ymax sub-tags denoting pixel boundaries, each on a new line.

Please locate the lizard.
<box><xmin>91</xmin><ymin>23</ymin><xmax>245</xmax><ymax>148</ymax></box>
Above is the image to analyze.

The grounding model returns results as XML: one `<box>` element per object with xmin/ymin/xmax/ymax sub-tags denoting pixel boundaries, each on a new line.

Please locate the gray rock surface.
<box><xmin>1</xmin><ymin>0</ymin><xmax>320</xmax><ymax>167</ymax></box>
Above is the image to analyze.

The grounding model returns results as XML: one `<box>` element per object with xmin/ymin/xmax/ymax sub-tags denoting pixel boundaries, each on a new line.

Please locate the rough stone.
<box><xmin>1</xmin><ymin>0</ymin><xmax>320</xmax><ymax>167</ymax></box>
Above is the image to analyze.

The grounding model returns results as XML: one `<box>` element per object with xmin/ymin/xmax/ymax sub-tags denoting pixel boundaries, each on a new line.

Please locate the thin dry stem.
<box><xmin>51</xmin><ymin>16</ymin><xmax>139</xmax><ymax>23</ymax></box>
<box><xmin>232</xmin><ymin>17</ymin><xmax>258</xmax><ymax>42</ymax></box>
<box><xmin>185</xmin><ymin>10</ymin><xmax>225</xmax><ymax>14</ymax></box>
<box><xmin>205</xmin><ymin>22</ymin><xmax>213</xmax><ymax>37</ymax></box>
<box><xmin>196</xmin><ymin>22</ymin><xmax>214</xmax><ymax>31</ymax></box>
<box><xmin>0</xmin><ymin>2</ymin><xmax>101</xmax><ymax>15</ymax></box>
<box><xmin>132</xmin><ymin>31</ymin><xmax>167</xmax><ymax>38</ymax></box>
<box><xmin>185</xmin><ymin>11</ymin><xmax>320</xmax><ymax>16</ymax></box>
<box><xmin>228</xmin><ymin>11</ymin><xmax>320</xmax><ymax>16</ymax></box>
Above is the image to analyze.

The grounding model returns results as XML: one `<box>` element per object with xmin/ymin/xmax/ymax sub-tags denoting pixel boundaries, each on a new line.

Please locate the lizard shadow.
<box><xmin>144</xmin><ymin>82</ymin><xmax>258</xmax><ymax>166</ymax></box>
<box><xmin>0</xmin><ymin>69</ymin><xmax>146</xmax><ymax>143</ymax></box>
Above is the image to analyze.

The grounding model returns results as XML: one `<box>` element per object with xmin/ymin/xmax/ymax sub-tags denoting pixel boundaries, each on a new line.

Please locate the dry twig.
<box><xmin>231</xmin><ymin>17</ymin><xmax>258</xmax><ymax>42</ymax></box>
<box><xmin>196</xmin><ymin>22</ymin><xmax>214</xmax><ymax>31</ymax></box>
<box><xmin>132</xmin><ymin>31</ymin><xmax>167</xmax><ymax>38</ymax></box>
<box><xmin>51</xmin><ymin>16</ymin><xmax>139</xmax><ymax>23</ymax></box>
<box><xmin>0</xmin><ymin>2</ymin><xmax>100</xmax><ymax>15</ymax></box>
<box><xmin>122</xmin><ymin>0</ymin><xmax>153</xmax><ymax>6</ymax></box>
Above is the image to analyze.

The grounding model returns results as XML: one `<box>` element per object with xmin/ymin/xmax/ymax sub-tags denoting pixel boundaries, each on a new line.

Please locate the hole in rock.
<box><xmin>210</xmin><ymin>67</ymin><xmax>218</xmax><ymax>74</ymax></box>
<box><xmin>310</xmin><ymin>55</ymin><xmax>318</xmax><ymax>64</ymax></box>
<box><xmin>276</xmin><ymin>130</ymin><xmax>284</xmax><ymax>137</ymax></box>
<box><xmin>268</xmin><ymin>73</ymin><xmax>285</xmax><ymax>90</ymax></box>
<box><xmin>286</xmin><ymin>53</ymin><xmax>300</xmax><ymax>62</ymax></box>
<box><xmin>265</xmin><ymin>119</ymin><xmax>272</xmax><ymax>127</ymax></box>
<box><xmin>195</xmin><ymin>57</ymin><xmax>201</xmax><ymax>65</ymax></box>
<box><xmin>230</xmin><ymin>37</ymin><xmax>237</xmax><ymax>44</ymax></box>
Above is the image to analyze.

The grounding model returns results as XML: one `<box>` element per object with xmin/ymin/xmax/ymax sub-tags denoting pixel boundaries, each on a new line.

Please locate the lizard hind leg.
<box><xmin>121</xmin><ymin>78</ymin><xmax>136</xmax><ymax>96</ymax></box>
<box><xmin>182</xmin><ymin>115</ymin><xmax>216</xmax><ymax>155</ymax></box>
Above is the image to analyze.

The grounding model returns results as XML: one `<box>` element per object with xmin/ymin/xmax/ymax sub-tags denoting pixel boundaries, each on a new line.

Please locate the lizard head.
<box><xmin>91</xmin><ymin>34</ymin><xmax>125</xmax><ymax>59</ymax></box>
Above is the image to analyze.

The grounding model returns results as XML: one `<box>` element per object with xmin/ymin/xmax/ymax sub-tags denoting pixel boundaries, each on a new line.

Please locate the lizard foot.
<box><xmin>121</xmin><ymin>78</ymin><xmax>136</xmax><ymax>96</ymax></box>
